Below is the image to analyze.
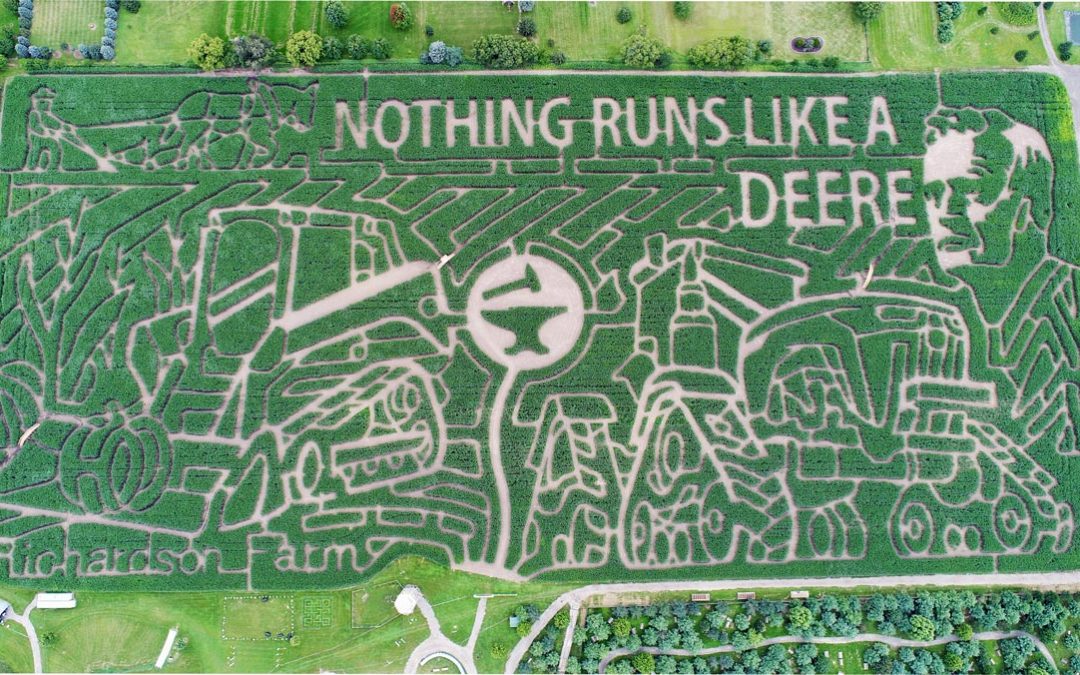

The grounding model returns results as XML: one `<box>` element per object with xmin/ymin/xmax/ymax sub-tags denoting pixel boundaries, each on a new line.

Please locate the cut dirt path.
<box><xmin>2</xmin><ymin>597</ymin><xmax>41</xmax><ymax>674</ymax></box>
<box><xmin>596</xmin><ymin>629</ymin><xmax>1054</xmax><ymax>673</ymax></box>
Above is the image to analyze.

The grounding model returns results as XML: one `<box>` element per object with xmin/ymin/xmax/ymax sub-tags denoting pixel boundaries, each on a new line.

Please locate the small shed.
<box><xmin>790</xmin><ymin>590</ymin><xmax>809</xmax><ymax>599</ymax></box>
<box><xmin>509</xmin><ymin>616</ymin><xmax>521</xmax><ymax>628</ymax></box>
<box><xmin>36</xmin><ymin>593</ymin><xmax>76</xmax><ymax>609</ymax></box>
<box><xmin>736</xmin><ymin>592</ymin><xmax>756</xmax><ymax>601</ymax></box>
<box><xmin>691</xmin><ymin>593</ymin><xmax>710</xmax><ymax>602</ymax></box>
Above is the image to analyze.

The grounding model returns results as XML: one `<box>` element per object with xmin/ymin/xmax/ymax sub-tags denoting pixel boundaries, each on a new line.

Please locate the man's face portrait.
<box><xmin>923</xmin><ymin>108</ymin><xmax>1053</xmax><ymax>270</ymax></box>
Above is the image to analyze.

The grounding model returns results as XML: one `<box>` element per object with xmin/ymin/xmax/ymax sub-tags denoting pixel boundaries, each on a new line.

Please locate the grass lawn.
<box><xmin>869</xmin><ymin>1</ymin><xmax>1048</xmax><ymax>69</ymax></box>
<box><xmin>113</xmin><ymin>0</ymin><xmax>228</xmax><ymax>65</ymax></box>
<box><xmin>1045</xmin><ymin>2</ymin><xmax>1080</xmax><ymax>50</ymax></box>
<box><xmin>30</xmin><ymin>0</ymin><xmax>104</xmax><ymax>51</ymax></box>
<box><xmin>0</xmin><ymin>556</ymin><xmax>575</xmax><ymax>673</ymax></box>
<box><xmin>0</xmin><ymin>620</ymin><xmax>34</xmax><ymax>673</ymax></box>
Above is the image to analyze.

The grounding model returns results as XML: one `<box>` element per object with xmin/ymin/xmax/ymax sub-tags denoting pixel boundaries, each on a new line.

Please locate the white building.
<box><xmin>35</xmin><ymin>592</ymin><xmax>76</xmax><ymax>609</ymax></box>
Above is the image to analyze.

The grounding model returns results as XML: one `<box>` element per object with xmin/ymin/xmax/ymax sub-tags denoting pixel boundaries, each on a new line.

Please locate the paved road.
<box><xmin>596</xmin><ymin>629</ymin><xmax>1054</xmax><ymax>673</ymax></box>
<box><xmin>504</xmin><ymin>570</ymin><xmax>1080</xmax><ymax>673</ymax></box>
<box><xmin>404</xmin><ymin>589</ymin><xmax>484</xmax><ymax>674</ymax></box>
<box><xmin>2</xmin><ymin>597</ymin><xmax>41</xmax><ymax>674</ymax></box>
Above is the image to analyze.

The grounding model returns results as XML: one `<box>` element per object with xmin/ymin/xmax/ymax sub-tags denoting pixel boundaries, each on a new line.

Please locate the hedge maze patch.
<box><xmin>0</xmin><ymin>73</ymin><xmax>1078</xmax><ymax>589</ymax></box>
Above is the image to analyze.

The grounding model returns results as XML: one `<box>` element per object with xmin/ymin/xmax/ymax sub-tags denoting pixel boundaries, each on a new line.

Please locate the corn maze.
<box><xmin>0</xmin><ymin>72</ymin><xmax>1077</xmax><ymax>590</ymax></box>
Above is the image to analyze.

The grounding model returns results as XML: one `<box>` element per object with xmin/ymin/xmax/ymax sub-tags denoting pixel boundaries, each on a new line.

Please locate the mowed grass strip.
<box><xmin>32</xmin><ymin>0</ymin><xmax>103</xmax><ymax>49</ymax></box>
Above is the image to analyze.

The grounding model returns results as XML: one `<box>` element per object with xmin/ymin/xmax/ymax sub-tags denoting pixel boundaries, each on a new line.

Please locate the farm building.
<box><xmin>35</xmin><ymin>592</ymin><xmax>76</xmax><ymax>609</ymax></box>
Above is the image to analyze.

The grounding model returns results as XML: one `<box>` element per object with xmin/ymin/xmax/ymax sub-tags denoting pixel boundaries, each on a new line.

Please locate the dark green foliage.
<box><xmin>621</xmin><ymin>26</ymin><xmax>667</xmax><ymax>68</ymax></box>
<box><xmin>425</xmin><ymin>24</ymin><xmax>434</xmax><ymax>36</ymax></box>
<box><xmin>687</xmin><ymin>35</ymin><xmax>756</xmax><ymax>69</ymax></box>
<box><xmin>853</xmin><ymin>1</ymin><xmax>884</xmax><ymax>23</ymax></box>
<box><xmin>370</xmin><ymin>37</ymin><xmax>391</xmax><ymax>59</ymax></box>
<box><xmin>978</xmin><ymin>4</ymin><xmax>988</xmax><ymax>14</ymax></box>
<box><xmin>551</xmin><ymin>50</ymin><xmax>566</xmax><ymax>65</ymax></box>
<box><xmin>517</xmin><ymin>16</ymin><xmax>536</xmax><ymax>37</ymax></box>
<box><xmin>324</xmin><ymin>0</ymin><xmax>348</xmax><ymax>29</ymax></box>
<box><xmin>1028</xmin><ymin>30</ymin><xmax>1040</xmax><ymax>40</ymax></box>
<box><xmin>1060</xmin><ymin>41</ymin><xmax>1073</xmax><ymax>61</ymax></box>
<box><xmin>2</xmin><ymin>0</ymin><xmax>17</xmax><ymax>17</ymax></box>
<box><xmin>1015</xmin><ymin>49</ymin><xmax>1029</xmax><ymax>61</ymax></box>
<box><xmin>321</xmin><ymin>36</ymin><xmax>342</xmax><ymax>61</ymax></box>
<box><xmin>616</xmin><ymin>6</ymin><xmax>632</xmax><ymax>23</ymax></box>
<box><xmin>472</xmin><ymin>33</ymin><xmax>538</xmax><ymax>68</ymax></box>
<box><xmin>757</xmin><ymin>39</ymin><xmax>772</xmax><ymax>55</ymax></box>
<box><xmin>1000</xmin><ymin>1</ymin><xmax>1037</xmax><ymax>25</ymax></box>
<box><xmin>822</xmin><ymin>55</ymin><xmax>840</xmax><ymax>69</ymax></box>
<box><xmin>673</xmin><ymin>0</ymin><xmax>691</xmax><ymax>20</ymax></box>
<box><xmin>230</xmin><ymin>34</ymin><xmax>275</xmax><ymax>69</ymax></box>
<box><xmin>990</xmin><ymin>25</ymin><xmax>1000</xmax><ymax>34</ymax></box>
<box><xmin>346</xmin><ymin>34</ymin><xmax>371</xmax><ymax>59</ymax></box>
<box><xmin>121</xmin><ymin>0</ymin><xmax>140</xmax><ymax>12</ymax></box>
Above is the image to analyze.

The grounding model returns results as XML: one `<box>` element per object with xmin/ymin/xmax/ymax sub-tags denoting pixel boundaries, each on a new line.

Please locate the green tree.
<box><xmin>230</xmin><ymin>33</ymin><xmax>275</xmax><ymax>69</ymax></box>
<box><xmin>955</xmin><ymin>623</ymin><xmax>973</xmax><ymax>641</ymax></box>
<box><xmin>390</xmin><ymin>3</ymin><xmax>413</xmax><ymax>30</ymax></box>
<box><xmin>620</xmin><ymin>27</ymin><xmax>667</xmax><ymax>69</ymax></box>
<box><xmin>554</xmin><ymin>609</ymin><xmax>570</xmax><ymax>629</ymax></box>
<box><xmin>346</xmin><ymin>34</ymin><xmax>371</xmax><ymax>59</ymax></box>
<box><xmin>909</xmin><ymin>615</ymin><xmax>936</xmax><ymax>641</ymax></box>
<box><xmin>322</xmin><ymin>36</ymin><xmax>343</xmax><ymax>60</ymax></box>
<box><xmin>788</xmin><ymin>605</ymin><xmax>813</xmax><ymax>630</ymax></box>
<box><xmin>617</xmin><ymin>6</ymin><xmax>632</xmax><ymax>23</ymax></box>
<box><xmin>370</xmin><ymin>37</ymin><xmax>392</xmax><ymax>59</ymax></box>
<box><xmin>324</xmin><ymin>0</ymin><xmax>349</xmax><ymax>28</ymax></box>
<box><xmin>1015</xmin><ymin>49</ymin><xmax>1029</xmax><ymax>62</ymax></box>
<box><xmin>188</xmin><ymin>33</ymin><xmax>227</xmax><ymax>71</ymax></box>
<box><xmin>285</xmin><ymin>30</ymin><xmax>322</xmax><ymax>67</ymax></box>
<box><xmin>673</xmin><ymin>1</ymin><xmax>691</xmax><ymax>19</ymax></box>
<box><xmin>686</xmin><ymin>35</ymin><xmax>756</xmax><ymax>69</ymax></box>
<box><xmin>852</xmin><ymin>1</ymin><xmax>883</xmax><ymax>23</ymax></box>
<box><xmin>490</xmin><ymin>642</ymin><xmax>507</xmax><ymax>658</ymax></box>
<box><xmin>612</xmin><ymin>617</ymin><xmax>632</xmax><ymax>638</ymax></box>
<box><xmin>631</xmin><ymin>652</ymin><xmax>655</xmax><ymax>674</ymax></box>
<box><xmin>517</xmin><ymin>17</ymin><xmax>536</xmax><ymax>37</ymax></box>
<box><xmin>472</xmin><ymin>33</ymin><xmax>539</xmax><ymax>68</ymax></box>
<box><xmin>120</xmin><ymin>0</ymin><xmax>141</xmax><ymax>12</ymax></box>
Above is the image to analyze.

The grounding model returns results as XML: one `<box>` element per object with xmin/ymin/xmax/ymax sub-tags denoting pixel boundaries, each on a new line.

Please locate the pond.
<box><xmin>1067</xmin><ymin>10</ymin><xmax>1080</xmax><ymax>44</ymax></box>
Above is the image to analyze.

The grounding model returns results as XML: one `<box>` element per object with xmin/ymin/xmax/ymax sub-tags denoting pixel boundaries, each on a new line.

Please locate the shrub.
<box><xmin>757</xmin><ymin>39</ymin><xmax>772</xmax><ymax>55</ymax></box>
<box><xmin>14</xmin><ymin>41</ymin><xmax>27</xmax><ymax>57</ymax></box>
<box><xmin>1015</xmin><ymin>49</ymin><xmax>1029</xmax><ymax>61</ymax></box>
<box><xmin>852</xmin><ymin>1</ymin><xmax>883</xmax><ymax>23</ymax></box>
<box><xmin>231</xmin><ymin>33</ymin><xmax>275</xmax><ymax>69</ymax></box>
<box><xmin>425</xmin><ymin>24</ymin><xmax>434</xmax><ymax>36</ymax></box>
<box><xmin>616</xmin><ymin>6</ymin><xmax>632</xmax><ymax>23</ymax></box>
<box><xmin>472</xmin><ymin>33</ymin><xmax>539</xmax><ymax>68</ymax></box>
<box><xmin>673</xmin><ymin>0</ymin><xmax>691</xmax><ymax>20</ymax></box>
<box><xmin>1059</xmin><ymin>40</ymin><xmax>1073</xmax><ymax>61</ymax></box>
<box><xmin>18</xmin><ymin>15</ymin><xmax>29</xmax><ymax>29</ymax></box>
<box><xmin>426</xmin><ymin>40</ymin><xmax>447</xmax><ymax>63</ymax></box>
<box><xmin>687</xmin><ymin>34</ymin><xmax>756</xmax><ymax>69</ymax></box>
<box><xmin>321</xmin><ymin>35</ymin><xmax>343</xmax><ymax>60</ymax></box>
<box><xmin>795</xmin><ymin>36</ymin><xmax>806</xmax><ymax>47</ymax></box>
<box><xmin>100</xmin><ymin>44</ymin><xmax>114</xmax><ymax>60</ymax></box>
<box><xmin>324</xmin><ymin>0</ymin><xmax>348</xmax><ymax>29</ymax></box>
<box><xmin>621</xmin><ymin>26</ymin><xmax>667</xmax><ymax>68</ymax></box>
<box><xmin>517</xmin><ymin>17</ymin><xmax>536</xmax><ymax>37</ymax></box>
<box><xmin>27</xmin><ymin>44</ymin><xmax>48</xmax><ymax>58</ymax></box>
<box><xmin>104</xmin><ymin>18</ymin><xmax>117</xmax><ymax>31</ymax></box>
<box><xmin>390</xmin><ymin>3</ymin><xmax>412</xmax><ymax>30</ymax></box>
<box><xmin>0</xmin><ymin>31</ymin><xmax>13</xmax><ymax>57</ymax></box>
<box><xmin>106</xmin><ymin>0</ymin><xmax>117</xmax><ymax>8</ymax></box>
<box><xmin>822</xmin><ymin>55</ymin><xmax>840</xmax><ymax>69</ymax></box>
<box><xmin>551</xmin><ymin>50</ymin><xmax>566</xmax><ymax>65</ymax></box>
<box><xmin>17</xmin><ymin>5</ymin><xmax>30</xmax><ymax>19</ymax></box>
<box><xmin>939</xmin><ymin>22</ymin><xmax>956</xmax><ymax>42</ymax></box>
<box><xmin>1000</xmin><ymin>1</ymin><xmax>1036</xmax><ymax>25</ymax></box>
<box><xmin>990</xmin><ymin>25</ymin><xmax>1000</xmax><ymax>34</ymax></box>
<box><xmin>346</xmin><ymin>34</ymin><xmax>371</xmax><ymax>59</ymax></box>
<box><xmin>188</xmin><ymin>33</ymin><xmax>226</xmax><ymax>71</ymax></box>
<box><xmin>285</xmin><ymin>29</ymin><xmax>322</xmax><ymax>67</ymax></box>
<box><xmin>520</xmin><ymin>0</ymin><xmax>535</xmax><ymax>10</ymax></box>
<box><xmin>977</xmin><ymin>4</ymin><xmax>988</xmax><ymax>14</ymax></box>
<box><xmin>121</xmin><ymin>0</ymin><xmax>141</xmax><ymax>12</ymax></box>
<box><xmin>370</xmin><ymin>37</ymin><xmax>391</xmax><ymax>59</ymax></box>
<box><xmin>104</xmin><ymin>6</ymin><xmax>117</xmax><ymax>20</ymax></box>
<box><xmin>445</xmin><ymin>45</ymin><xmax>463</xmax><ymax>66</ymax></box>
